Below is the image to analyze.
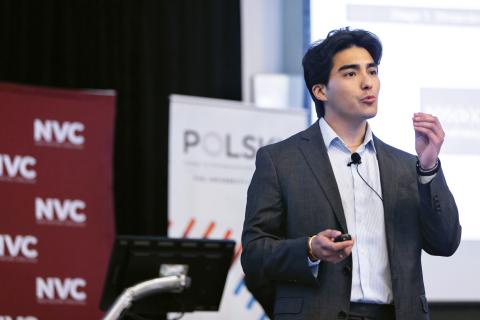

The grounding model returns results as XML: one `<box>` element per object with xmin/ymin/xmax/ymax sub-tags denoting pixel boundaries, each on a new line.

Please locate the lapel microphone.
<box><xmin>347</xmin><ymin>152</ymin><xmax>362</xmax><ymax>166</ymax></box>
<box><xmin>346</xmin><ymin>151</ymin><xmax>383</xmax><ymax>201</ymax></box>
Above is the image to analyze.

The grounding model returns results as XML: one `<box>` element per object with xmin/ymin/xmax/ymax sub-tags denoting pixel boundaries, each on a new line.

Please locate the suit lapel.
<box><xmin>297</xmin><ymin>121</ymin><xmax>348</xmax><ymax>233</ymax></box>
<box><xmin>374</xmin><ymin>136</ymin><xmax>398</xmax><ymax>256</ymax></box>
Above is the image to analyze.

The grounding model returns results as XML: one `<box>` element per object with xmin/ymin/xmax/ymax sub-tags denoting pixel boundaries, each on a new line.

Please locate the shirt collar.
<box><xmin>318</xmin><ymin>117</ymin><xmax>376</xmax><ymax>153</ymax></box>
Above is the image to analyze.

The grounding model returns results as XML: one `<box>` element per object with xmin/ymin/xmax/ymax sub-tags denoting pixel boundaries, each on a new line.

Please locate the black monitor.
<box><xmin>100</xmin><ymin>235</ymin><xmax>236</xmax><ymax>317</ymax></box>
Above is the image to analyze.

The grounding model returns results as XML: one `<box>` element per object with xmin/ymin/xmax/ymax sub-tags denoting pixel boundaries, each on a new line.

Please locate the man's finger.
<box><xmin>318</xmin><ymin>229</ymin><xmax>342</xmax><ymax>238</ymax></box>
<box><xmin>413</xmin><ymin>113</ymin><xmax>445</xmax><ymax>139</ymax></box>
<box><xmin>413</xmin><ymin>121</ymin><xmax>444</xmax><ymax>139</ymax></box>
<box><xmin>413</xmin><ymin>112</ymin><xmax>438</xmax><ymax>122</ymax></box>
<box><xmin>319</xmin><ymin>239</ymin><xmax>354</xmax><ymax>252</ymax></box>
<box><xmin>414</xmin><ymin>126</ymin><xmax>443</xmax><ymax>145</ymax></box>
<box><xmin>343</xmin><ymin>245</ymin><xmax>353</xmax><ymax>257</ymax></box>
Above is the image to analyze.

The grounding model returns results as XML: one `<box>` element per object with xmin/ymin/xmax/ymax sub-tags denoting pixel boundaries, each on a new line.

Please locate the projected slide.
<box><xmin>311</xmin><ymin>0</ymin><xmax>480</xmax><ymax>240</ymax></box>
<box><xmin>310</xmin><ymin>0</ymin><xmax>480</xmax><ymax>301</ymax></box>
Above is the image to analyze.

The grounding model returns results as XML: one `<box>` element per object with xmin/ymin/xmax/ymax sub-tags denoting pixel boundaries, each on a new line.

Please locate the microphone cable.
<box><xmin>348</xmin><ymin>152</ymin><xmax>383</xmax><ymax>202</ymax></box>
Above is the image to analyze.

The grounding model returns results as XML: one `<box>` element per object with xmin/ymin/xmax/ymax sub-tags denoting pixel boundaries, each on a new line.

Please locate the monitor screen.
<box><xmin>100</xmin><ymin>236</ymin><xmax>236</xmax><ymax>316</ymax></box>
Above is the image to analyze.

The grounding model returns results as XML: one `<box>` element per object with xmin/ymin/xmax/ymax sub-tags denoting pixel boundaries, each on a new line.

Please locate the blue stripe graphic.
<box><xmin>233</xmin><ymin>278</ymin><xmax>244</xmax><ymax>295</ymax></box>
<box><xmin>246</xmin><ymin>295</ymin><xmax>256</xmax><ymax>309</ymax></box>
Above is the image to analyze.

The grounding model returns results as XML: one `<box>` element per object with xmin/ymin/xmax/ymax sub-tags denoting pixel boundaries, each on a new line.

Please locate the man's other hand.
<box><xmin>311</xmin><ymin>229</ymin><xmax>354</xmax><ymax>263</ymax></box>
<box><xmin>413</xmin><ymin>112</ymin><xmax>445</xmax><ymax>169</ymax></box>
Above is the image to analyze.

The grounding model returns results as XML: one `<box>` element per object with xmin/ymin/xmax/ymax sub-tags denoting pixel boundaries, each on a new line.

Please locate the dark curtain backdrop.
<box><xmin>0</xmin><ymin>0</ymin><xmax>241</xmax><ymax>235</ymax></box>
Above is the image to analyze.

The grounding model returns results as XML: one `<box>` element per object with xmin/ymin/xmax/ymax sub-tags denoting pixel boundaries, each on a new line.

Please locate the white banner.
<box><xmin>168</xmin><ymin>95</ymin><xmax>307</xmax><ymax>320</ymax></box>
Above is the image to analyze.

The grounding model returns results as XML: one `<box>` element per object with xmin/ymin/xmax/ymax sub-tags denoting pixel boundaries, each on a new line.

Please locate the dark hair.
<box><xmin>302</xmin><ymin>27</ymin><xmax>383</xmax><ymax>118</ymax></box>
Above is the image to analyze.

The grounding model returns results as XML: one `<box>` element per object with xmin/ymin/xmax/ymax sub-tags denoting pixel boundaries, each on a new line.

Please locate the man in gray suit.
<box><xmin>241</xmin><ymin>28</ymin><xmax>461</xmax><ymax>320</ymax></box>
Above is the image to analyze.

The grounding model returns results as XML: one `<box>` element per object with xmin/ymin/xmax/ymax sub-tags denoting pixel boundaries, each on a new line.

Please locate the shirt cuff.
<box><xmin>308</xmin><ymin>257</ymin><xmax>320</xmax><ymax>278</ymax></box>
<box><xmin>308</xmin><ymin>256</ymin><xmax>321</xmax><ymax>266</ymax></box>
<box><xmin>418</xmin><ymin>173</ymin><xmax>437</xmax><ymax>184</ymax></box>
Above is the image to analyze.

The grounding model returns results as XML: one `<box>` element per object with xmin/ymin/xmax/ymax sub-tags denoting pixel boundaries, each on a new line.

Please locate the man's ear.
<box><xmin>312</xmin><ymin>84</ymin><xmax>327</xmax><ymax>102</ymax></box>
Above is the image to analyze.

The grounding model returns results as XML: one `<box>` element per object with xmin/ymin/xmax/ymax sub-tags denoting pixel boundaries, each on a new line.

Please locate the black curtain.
<box><xmin>0</xmin><ymin>0</ymin><xmax>242</xmax><ymax>235</ymax></box>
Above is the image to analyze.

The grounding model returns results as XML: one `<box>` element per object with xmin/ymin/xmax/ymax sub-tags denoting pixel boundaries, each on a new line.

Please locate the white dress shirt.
<box><xmin>315</xmin><ymin>117</ymin><xmax>394</xmax><ymax>304</ymax></box>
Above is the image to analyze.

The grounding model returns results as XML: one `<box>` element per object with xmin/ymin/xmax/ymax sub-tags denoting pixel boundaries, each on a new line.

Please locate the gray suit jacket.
<box><xmin>241</xmin><ymin>121</ymin><xmax>461</xmax><ymax>320</ymax></box>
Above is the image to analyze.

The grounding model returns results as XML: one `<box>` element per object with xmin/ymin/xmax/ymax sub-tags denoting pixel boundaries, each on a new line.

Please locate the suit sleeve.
<box><xmin>241</xmin><ymin>147</ymin><xmax>318</xmax><ymax>287</ymax></box>
<box><xmin>418</xmin><ymin>166</ymin><xmax>462</xmax><ymax>256</ymax></box>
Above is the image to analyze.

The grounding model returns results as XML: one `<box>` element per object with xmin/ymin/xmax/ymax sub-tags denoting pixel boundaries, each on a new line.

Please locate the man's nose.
<box><xmin>361</xmin><ymin>74</ymin><xmax>373</xmax><ymax>90</ymax></box>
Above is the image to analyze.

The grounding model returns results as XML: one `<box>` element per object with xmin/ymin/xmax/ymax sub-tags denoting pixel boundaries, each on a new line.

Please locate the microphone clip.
<box><xmin>347</xmin><ymin>152</ymin><xmax>362</xmax><ymax>166</ymax></box>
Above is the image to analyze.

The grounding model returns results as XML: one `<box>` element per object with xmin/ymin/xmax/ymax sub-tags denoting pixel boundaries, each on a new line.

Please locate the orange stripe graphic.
<box><xmin>202</xmin><ymin>221</ymin><xmax>216</xmax><ymax>238</ymax></box>
<box><xmin>223</xmin><ymin>229</ymin><xmax>233</xmax><ymax>239</ymax></box>
<box><xmin>182</xmin><ymin>218</ymin><xmax>196</xmax><ymax>238</ymax></box>
<box><xmin>232</xmin><ymin>244</ymin><xmax>242</xmax><ymax>265</ymax></box>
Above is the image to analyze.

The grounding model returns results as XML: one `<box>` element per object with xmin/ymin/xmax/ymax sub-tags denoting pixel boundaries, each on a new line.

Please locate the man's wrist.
<box><xmin>307</xmin><ymin>235</ymin><xmax>319</xmax><ymax>261</ymax></box>
<box><xmin>416</xmin><ymin>158</ymin><xmax>440</xmax><ymax>176</ymax></box>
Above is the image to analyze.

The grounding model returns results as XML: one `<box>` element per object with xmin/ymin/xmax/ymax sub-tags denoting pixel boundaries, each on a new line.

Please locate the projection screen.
<box><xmin>309</xmin><ymin>0</ymin><xmax>480</xmax><ymax>301</ymax></box>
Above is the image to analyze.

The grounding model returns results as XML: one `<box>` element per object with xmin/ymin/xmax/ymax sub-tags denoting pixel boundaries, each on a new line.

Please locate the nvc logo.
<box><xmin>34</xmin><ymin>118</ymin><xmax>85</xmax><ymax>147</ymax></box>
<box><xmin>183</xmin><ymin>129</ymin><xmax>280</xmax><ymax>160</ymax></box>
<box><xmin>0</xmin><ymin>234</ymin><xmax>38</xmax><ymax>262</ymax></box>
<box><xmin>35</xmin><ymin>197</ymin><xmax>87</xmax><ymax>225</ymax></box>
<box><xmin>0</xmin><ymin>154</ymin><xmax>36</xmax><ymax>182</ymax></box>
<box><xmin>36</xmin><ymin>277</ymin><xmax>87</xmax><ymax>303</ymax></box>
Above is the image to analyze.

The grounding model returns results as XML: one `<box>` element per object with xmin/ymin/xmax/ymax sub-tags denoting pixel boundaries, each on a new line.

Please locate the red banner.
<box><xmin>0</xmin><ymin>83</ymin><xmax>115</xmax><ymax>319</ymax></box>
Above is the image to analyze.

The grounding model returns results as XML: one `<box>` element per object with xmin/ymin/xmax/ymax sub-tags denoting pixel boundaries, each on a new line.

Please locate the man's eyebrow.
<box><xmin>337</xmin><ymin>62</ymin><xmax>378</xmax><ymax>72</ymax></box>
<box><xmin>337</xmin><ymin>64</ymin><xmax>359</xmax><ymax>72</ymax></box>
